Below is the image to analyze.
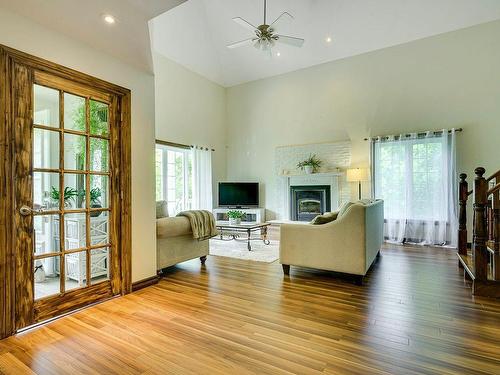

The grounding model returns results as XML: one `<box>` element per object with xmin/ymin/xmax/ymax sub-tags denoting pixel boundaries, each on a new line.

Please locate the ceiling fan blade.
<box><xmin>270</xmin><ymin>12</ymin><xmax>294</xmax><ymax>29</ymax></box>
<box><xmin>276</xmin><ymin>35</ymin><xmax>305</xmax><ymax>47</ymax></box>
<box><xmin>227</xmin><ymin>38</ymin><xmax>257</xmax><ymax>49</ymax></box>
<box><xmin>232</xmin><ymin>17</ymin><xmax>257</xmax><ymax>31</ymax></box>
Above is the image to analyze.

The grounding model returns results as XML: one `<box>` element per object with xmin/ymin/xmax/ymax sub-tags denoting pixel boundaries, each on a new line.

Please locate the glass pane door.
<box><xmin>33</xmin><ymin>84</ymin><xmax>111</xmax><ymax>300</ymax></box>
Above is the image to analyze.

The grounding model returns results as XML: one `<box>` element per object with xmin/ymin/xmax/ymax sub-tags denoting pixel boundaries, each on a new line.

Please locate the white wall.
<box><xmin>226</xmin><ymin>20</ymin><xmax>500</xmax><ymax>222</ymax></box>
<box><xmin>153</xmin><ymin>53</ymin><xmax>227</xmax><ymax>204</ymax></box>
<box><xmin>0</xmin><ymin>8</ymin><xmax>157</xmax><ymax>282</ymax></box>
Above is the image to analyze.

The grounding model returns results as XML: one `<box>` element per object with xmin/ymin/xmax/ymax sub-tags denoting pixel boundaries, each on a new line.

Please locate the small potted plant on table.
<box><xmin>227</xmin><ymin>210</ymin><xmax>245</xmax><ymax>225</ymax></box>
<box><xmin>50</xmin><ymin>186</ymin><xmax>78</xmax><ymax>208</ymax></box>
<box><xmin>89</xmin><ymin>187</ymin><xmax>103</xmax><ymax>217</ymax></box>
<box><xmin>297</xmin><ymin>154</ymin><xmax>322</xmax><ymax>174</ymax></box>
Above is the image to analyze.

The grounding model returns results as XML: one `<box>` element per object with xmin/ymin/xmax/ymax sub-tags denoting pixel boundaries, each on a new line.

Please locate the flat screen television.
<box><xmin>218</xmin><ymin>182</ymin><xmax>259</xmax><ymax>207</ymax></box>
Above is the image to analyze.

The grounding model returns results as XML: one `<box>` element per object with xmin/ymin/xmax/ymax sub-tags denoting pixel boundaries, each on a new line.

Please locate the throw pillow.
<box><xmin>156</xmin><ymin>200</ymin><xmax>169</xmax><ymax>219</ymax></box>
<box><xmin>311</xmin><ymin>211</ymin><xmax>339</xmax><ymax>225</ymax></box>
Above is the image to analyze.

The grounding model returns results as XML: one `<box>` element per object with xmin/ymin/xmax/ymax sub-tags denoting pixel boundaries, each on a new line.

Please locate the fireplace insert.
<box><xmin>290</xmin><ymin>185</ymin><xmax>331</xmax><ymax>221</ymax></box>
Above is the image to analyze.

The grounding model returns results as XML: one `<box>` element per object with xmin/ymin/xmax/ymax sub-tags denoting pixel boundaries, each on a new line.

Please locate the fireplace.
<box><xmin>290</xmin><ymin>185</ymin><xmax>331</xmax><ymax>221</ymax></box>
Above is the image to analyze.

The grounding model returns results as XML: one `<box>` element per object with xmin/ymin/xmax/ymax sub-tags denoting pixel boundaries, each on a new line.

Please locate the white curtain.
<box><xmin>192</xmin><ymin>146</ymin><xmax>213</xmax><ymax>211</ymax></box>
<box><xmin>372</xmin><ymin>129</ymin><xmax>458</xmax><ymax>247</ymax></box>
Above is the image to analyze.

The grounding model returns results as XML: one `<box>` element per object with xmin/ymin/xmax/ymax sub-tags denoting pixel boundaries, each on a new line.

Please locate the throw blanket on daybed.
<box><xmin>177</xmin><ymin>210</ymin><xmax>218</xmax><ymax>241</ymax></box>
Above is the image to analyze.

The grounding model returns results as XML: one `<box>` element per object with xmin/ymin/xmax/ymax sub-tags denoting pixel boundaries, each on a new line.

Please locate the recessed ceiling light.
<box><xmin>326</xmin><ymin>36</ymin><xmax>332</xmax><ymax>43</ymax></box>
<box><xmin>103</xmin><ymin>14</ymin><xmax>116</xmax><ymax>24</ymax></box>
<box><xmin>276</xmin><ymin>52</ymin><xmax>281</xmax><ymax>57</ymax></box>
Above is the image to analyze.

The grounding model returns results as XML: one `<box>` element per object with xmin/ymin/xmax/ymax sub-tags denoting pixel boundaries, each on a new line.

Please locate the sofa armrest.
<box><xmin>157</xmin><ymin>216</ymin><xmax>192</xmax><ymax>238</ymax></box>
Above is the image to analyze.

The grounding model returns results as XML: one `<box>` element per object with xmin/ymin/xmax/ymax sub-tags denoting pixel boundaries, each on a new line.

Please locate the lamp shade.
<box><xmin>346</xmin><ymin>168</ymin><xmax>369</xmax><ymax>182</ymax></box>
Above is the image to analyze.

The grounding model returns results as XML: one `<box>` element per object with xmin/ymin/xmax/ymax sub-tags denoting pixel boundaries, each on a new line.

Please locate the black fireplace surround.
<box><xmin>290</xmin><ymin>185</ymin><xmax>331</xmax><ymax>221</ymax></box>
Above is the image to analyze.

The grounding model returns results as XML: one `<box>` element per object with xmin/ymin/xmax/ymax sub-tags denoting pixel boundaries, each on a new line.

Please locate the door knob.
<box><xmin>19</xmin><ymin>205</ymin><xmax>33</xmax><ymax>216</ymax></box>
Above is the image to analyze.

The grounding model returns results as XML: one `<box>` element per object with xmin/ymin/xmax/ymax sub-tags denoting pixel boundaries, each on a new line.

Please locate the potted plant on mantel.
<box><xmin>227</xmin><ymin>210</ymin><xmax>245</xmax><ymax>225</ymax></box>
<box><xmin>297</xmin><ymin>154</ymin><xmax>323</xmax><ymax>174</ymax></box>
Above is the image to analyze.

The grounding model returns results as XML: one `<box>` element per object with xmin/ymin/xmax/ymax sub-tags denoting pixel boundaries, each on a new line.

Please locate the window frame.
<box><xmin>155</xmin><ymin>142</ymin><xmax>192</xmax><ymax>216</ymax></box>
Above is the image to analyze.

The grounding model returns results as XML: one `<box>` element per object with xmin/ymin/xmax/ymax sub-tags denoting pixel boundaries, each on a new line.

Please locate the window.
<box><xmin>155</xmin><ymin>144</ymin><xmax>192</xmax><ymax>216</ymax></box>
<box><xmin>372</xmin><ymin>130</ymin><xmax>458</xmax><ymax>246</ymax></box>
<box><xmin>375</xmin><ymin>138</ymin><xmax>444</xmax><ymax>221</ymax></box>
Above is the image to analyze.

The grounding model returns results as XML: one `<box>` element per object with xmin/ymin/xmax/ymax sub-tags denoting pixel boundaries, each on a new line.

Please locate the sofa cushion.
<box><xmin>157</xmin><ymin>217</ymin><xmax>192</xmax><ymax>238</ymax></box>
<box><xmin>311</xmin><ymin>211</ymin><xmax>339</xmax><ymax>225</ymax></box>
<box><xmin>156</xmin><ymin>200</ymin><xmax>169</xmax><ymax>219</ymax></box>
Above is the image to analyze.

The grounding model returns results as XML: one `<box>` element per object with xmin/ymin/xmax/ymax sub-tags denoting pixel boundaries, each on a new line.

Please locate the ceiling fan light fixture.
<box><xmin>227</xmin><ymin>0</ymin><xmax>305</xmax><ymax>53</ymax></box>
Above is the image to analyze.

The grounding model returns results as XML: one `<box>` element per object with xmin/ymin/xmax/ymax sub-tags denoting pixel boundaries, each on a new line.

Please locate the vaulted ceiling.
<box><xmin>150</xmin><ymin>0</ymin><xmax>500</xmax><ymax>87</ymax></box>
<box><xmin>2</xmin><ymin>0</ymin><xmax>500</xmax><ymax>86</ymax></box>
<box><xmin>0</xmin><ymin>0</ymin><xmax>186</xmax><ymax>73</ymax></box>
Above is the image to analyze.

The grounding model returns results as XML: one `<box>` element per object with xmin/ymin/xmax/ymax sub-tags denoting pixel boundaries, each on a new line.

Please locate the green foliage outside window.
<box><xmin>72</xmin><ymin>100</ymin><xmax>109</xmax><ymax>171</ymax></box>
<box><xmin>376</xmin><ymin>139</ymin><xmax>444</xmax><ymax>221</ymax></box>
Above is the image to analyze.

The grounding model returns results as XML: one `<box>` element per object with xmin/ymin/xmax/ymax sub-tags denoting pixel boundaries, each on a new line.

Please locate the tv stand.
<box><xmin>213</xmin><ymin>207</ymin><xmax>265</xmax><ymax>224</ymax></box>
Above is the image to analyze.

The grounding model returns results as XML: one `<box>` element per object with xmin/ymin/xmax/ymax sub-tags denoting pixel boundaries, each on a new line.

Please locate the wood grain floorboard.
<box><xmin>0</xmin><ymin>244</ymin><xmax>499</xmax><ymax>374</ymax></box>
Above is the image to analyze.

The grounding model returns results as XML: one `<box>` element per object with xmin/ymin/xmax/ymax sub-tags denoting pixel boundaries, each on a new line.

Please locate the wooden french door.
<box><xmin>0</xmin><ymin>46</ymin><xmax>131</xmax><ymax>333</ymax></box>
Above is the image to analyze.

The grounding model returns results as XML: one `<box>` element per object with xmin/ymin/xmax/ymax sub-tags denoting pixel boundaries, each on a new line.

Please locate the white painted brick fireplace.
<box><xmin>274</xmin><ymin>141</ymin><xmax>352</xmax><ymax>220</ymax></box>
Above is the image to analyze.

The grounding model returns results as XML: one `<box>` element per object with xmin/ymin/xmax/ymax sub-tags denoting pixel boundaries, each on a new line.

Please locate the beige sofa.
<box><xmin>279</xmin><ymin>199</ymin><xmax>384</xmax><ymax>284</ymax></box>
<box><xmin>156</xmin><ymin>202</ymin><xmax>210</xmax><ymax>272</ymax></box>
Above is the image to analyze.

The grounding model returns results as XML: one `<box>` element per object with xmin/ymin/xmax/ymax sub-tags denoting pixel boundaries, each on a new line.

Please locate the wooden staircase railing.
<box><xmin>457</xmin><ymin>167</ymin><xmax>500</xmax><ymax>298</ymax></box>
<box><xmin>488</xmin><ymin>181</ymin><xmax>500</xmax><ymax>280</ymax></box>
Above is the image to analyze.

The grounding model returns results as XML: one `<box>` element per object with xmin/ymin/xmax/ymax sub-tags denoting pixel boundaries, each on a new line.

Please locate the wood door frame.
<box><xmin>0</xmin><ymin>45</ymin><xmax>132</xmax><ymax>339</ymax></box>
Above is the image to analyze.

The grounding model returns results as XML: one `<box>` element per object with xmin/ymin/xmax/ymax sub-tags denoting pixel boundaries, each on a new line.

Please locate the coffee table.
<box><xmin>216</xmin><ymin>222</ymin><xmax>271</xmax><ymax>251</ymax></box>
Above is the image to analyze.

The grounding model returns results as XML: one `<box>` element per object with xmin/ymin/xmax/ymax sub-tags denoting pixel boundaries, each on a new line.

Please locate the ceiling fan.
<box><xmin>227</xmin><ymin>0</ymin><xmax>305</xmax><ymax>54</ymax></box>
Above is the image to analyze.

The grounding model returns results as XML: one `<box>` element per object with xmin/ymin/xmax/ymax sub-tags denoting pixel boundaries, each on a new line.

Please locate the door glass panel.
<box><xmin>64</xmin><ymin>213</ymin><xmax>87</xmax><ymax>250</ymax></box>
<box><xmin>64</xmin><ymin>93</ymin><xmax>85</xmax><ymax>132</ymax></box>
<box><xmin>89</xmin><ymin>138</ymin><xmax>109</xmax><ymax>172</ymax></box>
<box><xmin>33</xmin><ymin>128</ymin><xmax>59</xmax><ymax>169</ymax></box>
<box><xmin>65</xmin><ymin>251</ymin><xmax>87</xmax><ymax>290</ymax></box>
<box><xmin>90</xmin><ymin>211</ymin><xmax>109</xmax><ymax>247</ymax></box>
<box><xmin>64</xmin><ymin>133</ymin><xmax>86</xmax><ymax>170</ymax></box>
<box><xmin>90</xmin><ymin>174</ymin><xmax>109</xmax><ymax>209</ymax></box>
<box><xmin>64</xmin><ymin>173</ymin><xmax>85</xmax><ymax>209</ymax></box>
<box><xmin>90</xmin><ymin>247</ymin><xmax>110</xmax><ymax>284</ymax></box>
<box><xmin>34</xmin><ymin>85</ymin><xmax>59</xmax><ymax>128</ymax></box>
<box><xmin>33</xmin><ymin>172</ymin><xmax>59</xmax><ymax>211</ymax></box>
<box><xmin>34</xmin><ymin>256</ymin><xmax>61</xmax><ymax>300</ymax></box>
<box><xmin>28</xmin><ymin>78</ymin><xmax>115</xmax><ymax>309</ymax></box>
<box><xmin>89</xmin><ymin>100</ymin><xmax>109</xmax><ymax>136</ymax></box>
<box><xmin>34</xmin><ymin>215</ymin><xmax>60</xmax><ymax>255</ymax></box>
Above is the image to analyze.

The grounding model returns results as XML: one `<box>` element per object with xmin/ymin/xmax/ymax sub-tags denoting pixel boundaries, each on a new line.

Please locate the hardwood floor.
<box><xmin>1</xmin><ymin>244</ymin><xmax>500</xmax><ymax>374</ymax></box>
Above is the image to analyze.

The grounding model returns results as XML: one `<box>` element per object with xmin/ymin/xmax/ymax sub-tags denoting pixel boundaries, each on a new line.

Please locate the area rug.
<box><xmin>209</xmin><ymin>238</ymin><xmax>279</xmax><ymax>263</ymax></box>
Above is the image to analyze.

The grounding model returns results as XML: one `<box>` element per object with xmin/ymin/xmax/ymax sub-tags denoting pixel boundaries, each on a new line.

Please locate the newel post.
<box><xmin>458</xmin><ymin>173</ymin><xmax>468</xmax><ymax>259</ymax></box>
<box><xmin>473</xmin><ymin>167</ymin><xmax>488</xmax><ymax>281</ymax></box>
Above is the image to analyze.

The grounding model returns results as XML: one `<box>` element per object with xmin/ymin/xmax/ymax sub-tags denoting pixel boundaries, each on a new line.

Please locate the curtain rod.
<box><xmin>156</xmin><ymin>139</ymin><xmax>215</xmax><ymax>152</ymax></box>
<box><xmin>364</xmin><ymin>127</ymin><xmax>462</xmax><ymax>141</ymax></box>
